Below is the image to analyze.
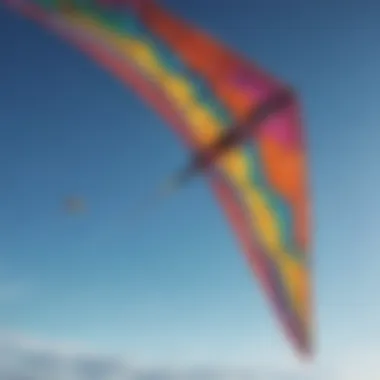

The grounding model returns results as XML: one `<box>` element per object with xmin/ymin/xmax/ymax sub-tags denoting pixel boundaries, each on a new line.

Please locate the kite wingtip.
<box><xmin>297</xmin><ymin>342</ymin><xmax>314</xmax><ymax>362</ymax></box>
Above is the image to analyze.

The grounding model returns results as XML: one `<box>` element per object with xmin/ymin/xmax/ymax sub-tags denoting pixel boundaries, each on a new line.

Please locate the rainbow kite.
<box><xmin>2</xmin><ymin>0</ymin><xmax>313</xmax><ymax>357</ymax></box>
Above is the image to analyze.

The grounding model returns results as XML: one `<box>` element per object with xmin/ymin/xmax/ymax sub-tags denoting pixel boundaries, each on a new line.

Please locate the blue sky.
<box><xmin>0</xmin><ymin>0</ymin><xmax>380</xmax><ymax>377</ymax></box>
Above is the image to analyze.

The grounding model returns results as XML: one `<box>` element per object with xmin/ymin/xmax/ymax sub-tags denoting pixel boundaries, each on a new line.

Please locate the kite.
<box><xmin>64</xmin><ymin>196</ymin><xmax>86</xmax><ymax>214</ymax></box>
<box><xmin>2</xmin><ymin>0</ymin><xmax>313</xmax><ymax>358</ymax></box>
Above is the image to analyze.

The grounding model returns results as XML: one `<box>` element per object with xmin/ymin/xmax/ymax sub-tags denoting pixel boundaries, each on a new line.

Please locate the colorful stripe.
<box><xmin>243</xmin><ymin>143</ymin><xmax>301</xmax><ymax>259</ymax></box>
<box><xmin>29</xmin><ymin>0</ymin><xmax>234</xmax><ymax>149</ymax></box>
<box><xmin>211</xmin><ymin>172</ymin><xmax>311</xmax><ymax>355</ymax></box>
<box><xmin>211</xmin><ymin>97</ymin><xmax>311</xmax><ymax>352</ymax></box>
<box><xmin>3</xmin><ymin>0</ymin><xmax>312</xmax><ymax>356</ymax></box>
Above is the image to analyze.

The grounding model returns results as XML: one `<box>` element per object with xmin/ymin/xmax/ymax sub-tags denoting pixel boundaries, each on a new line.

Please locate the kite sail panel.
<box><xmin>211</xmin><ymin>93</ymin><xmax>312</xmax><ymax>356</ymax></box>
<box><xmin>3</xmin><ymin>0</ymin><xmax>313</xmax><ymax>357</ymax></box>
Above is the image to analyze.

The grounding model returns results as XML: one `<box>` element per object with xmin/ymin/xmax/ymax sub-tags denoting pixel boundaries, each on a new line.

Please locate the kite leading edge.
<box><xmin>2</xmin><ymin>0</ymin><xmax>313</xmax><ymax>358</ymax></box>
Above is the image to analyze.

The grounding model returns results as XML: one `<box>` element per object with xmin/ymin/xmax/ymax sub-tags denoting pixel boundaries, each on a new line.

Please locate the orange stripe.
<box><xmin>139</xmin><ymin>1</ymin><xmax>276</xmax><ymax>120</ymax></box>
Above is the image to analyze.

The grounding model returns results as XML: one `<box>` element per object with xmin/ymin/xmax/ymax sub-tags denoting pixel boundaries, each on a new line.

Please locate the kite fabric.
<box><xmin>3</xmin><ymin>0</ymin><xmax>313</xmax><ymax>357</ymax></box>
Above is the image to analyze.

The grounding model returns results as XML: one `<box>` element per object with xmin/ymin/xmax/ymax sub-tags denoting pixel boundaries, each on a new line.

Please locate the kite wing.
<box><xmin>210</xmin><ymin>95</ymin><xmax>312</xmax><ymax>356</ymax></box>
<box><xmin>3</xmin><ymin>0</ymin><xmax>313</xmax><ymax>356</ymax></box>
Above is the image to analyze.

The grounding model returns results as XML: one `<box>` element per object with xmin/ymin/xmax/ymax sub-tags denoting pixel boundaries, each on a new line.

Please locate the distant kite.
<box><xmin>64</xmin><ymin>196</ymin><xmax>86</xmax><ymax>214</ymax></box>
<box><xmin>3</xmin><ymin>0</ymin><xmax>313</xmax><ymax>358</ymax></box>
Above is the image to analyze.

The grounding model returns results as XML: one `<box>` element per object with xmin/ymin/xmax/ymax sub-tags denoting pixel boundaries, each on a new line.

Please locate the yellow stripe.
<box><xmin>218</xmin><ymin>150</ymin><xmax>308</xmax><ymax>322</ymax></box>
<box><xmin>63</xmin><ymin>11</ymin><xmax>223</xmax><ymax>147</ymax></box>
<box><xmin>56</xmin><ymin>10</ymin><xmax>308</xmax><ymax>322</ymax></box>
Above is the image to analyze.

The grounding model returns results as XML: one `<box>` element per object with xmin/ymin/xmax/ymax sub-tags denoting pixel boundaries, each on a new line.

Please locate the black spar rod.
<box><xmin>172</xmin><ymin>86</ymin><xmax>295</xmax><ymax>186</ymax></box>
<box><xmin>130</xmin><ymin>86</ymin><xmax>295</xmax><ymax>221</ymax></box>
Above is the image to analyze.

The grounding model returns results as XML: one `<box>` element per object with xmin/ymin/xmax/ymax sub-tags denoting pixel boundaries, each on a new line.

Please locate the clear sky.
<box><xmin>0</xmin><ymin>0</ymin><xmax>379</xmax><ymax>378</ymax></box>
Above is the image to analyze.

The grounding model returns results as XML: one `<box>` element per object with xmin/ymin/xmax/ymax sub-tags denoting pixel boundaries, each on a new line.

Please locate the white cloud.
<box><xmin>0</xmin><ymin>331</ymin><xmax>379</xmax><ymax>380</ymax></box>
<box><xmin>0</xmin><ymin>331</ymin><xmax>325</xmax><ymax>380</ymax></box>
<box><xmin>0</xmin><ymin>332</ymin><xmax>131</xmax><ymax>380</ymax></box>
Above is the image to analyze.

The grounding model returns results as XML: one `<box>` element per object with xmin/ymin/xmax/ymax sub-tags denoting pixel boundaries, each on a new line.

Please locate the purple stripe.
<box><xmin>214</xmin><ymin>168</ymin><xmax>309</xmax><ymax>352</ymax></box>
